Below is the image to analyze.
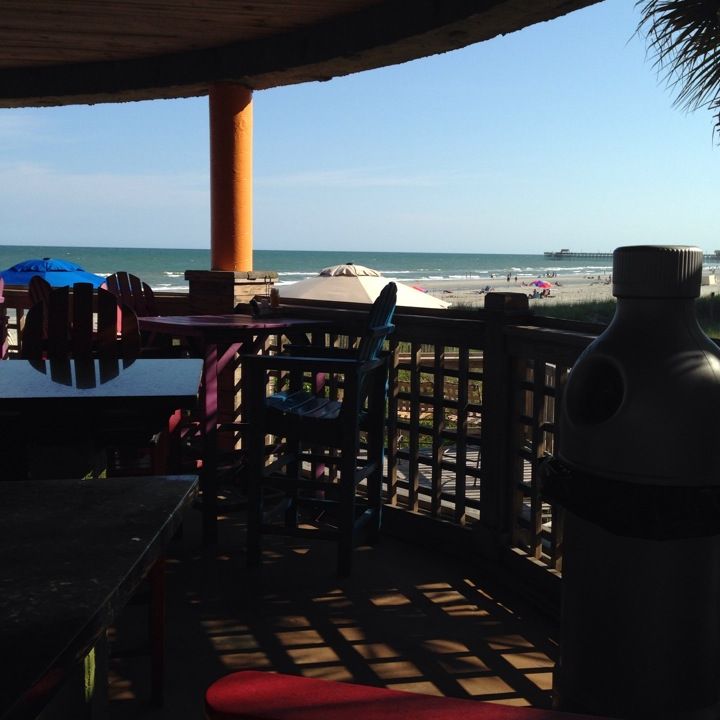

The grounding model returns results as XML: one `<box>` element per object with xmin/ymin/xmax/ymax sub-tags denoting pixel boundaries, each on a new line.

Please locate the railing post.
<box><xmin>476</xmin><ymin>292</ymin><xmax>530</xmax><ymax>559</ymax></box>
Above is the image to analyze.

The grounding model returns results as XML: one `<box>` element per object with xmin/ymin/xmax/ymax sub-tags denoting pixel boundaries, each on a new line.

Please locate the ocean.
<box><xmin>0</xmin><ymin>245</ymin><xmax>614</xmax><ymax>292</ymax></box>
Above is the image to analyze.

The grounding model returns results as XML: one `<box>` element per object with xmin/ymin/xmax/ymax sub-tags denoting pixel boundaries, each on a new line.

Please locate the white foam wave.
<box><xmin>153</xmin><ymin>284</ymin><xmax>189</xmax><ymax>292</ymax></box>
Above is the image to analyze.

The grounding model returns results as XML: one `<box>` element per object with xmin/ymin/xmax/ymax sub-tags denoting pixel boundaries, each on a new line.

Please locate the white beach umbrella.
<box><xmin>279</xmin><ymin>263</ymin><xmax>450</xmax><ymax>309</ymax></box>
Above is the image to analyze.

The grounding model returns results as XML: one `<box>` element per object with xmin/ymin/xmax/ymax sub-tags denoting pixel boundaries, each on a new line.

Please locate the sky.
<box><xmin>0</xmin><ymin>0</ymin><xmax>718</xmax><ymax>255</ymax></box>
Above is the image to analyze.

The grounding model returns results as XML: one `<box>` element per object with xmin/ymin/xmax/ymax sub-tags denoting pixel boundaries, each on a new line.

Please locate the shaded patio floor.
<box><xmin>108</xmin><ymin>505</ymin><xmax>559</xmax><ymax>719</ymax></box>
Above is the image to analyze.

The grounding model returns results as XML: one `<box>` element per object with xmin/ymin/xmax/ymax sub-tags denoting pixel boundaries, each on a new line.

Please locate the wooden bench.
<box><xmin>205</xmin><ymin>671</ymin><xmax>597</xmax><ymax>720</ymax></box>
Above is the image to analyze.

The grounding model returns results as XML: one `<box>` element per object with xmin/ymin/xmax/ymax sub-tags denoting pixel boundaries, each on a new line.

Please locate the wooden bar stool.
<box><xmin>240</xmin><ymin>282</ymin><xmax>397</xmax><ymax>576</ymax></box>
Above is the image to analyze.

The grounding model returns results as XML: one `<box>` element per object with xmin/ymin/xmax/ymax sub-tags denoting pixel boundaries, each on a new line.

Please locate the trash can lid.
<box><xmin>612</xmin><ymin>245</ymin><xmax>703</xmax><ymax>299</ymax></box>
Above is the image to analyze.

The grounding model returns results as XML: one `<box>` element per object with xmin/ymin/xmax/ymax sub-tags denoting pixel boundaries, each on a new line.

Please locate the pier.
<box><xmin>544</xmin><ymin>250</ymin><xmax>611</xmax><ymax>259</ymax></box>
<box><xmin>545</xmin><ymin>249</ymin><xmax>720</xmax><ymax>262</ymax></box>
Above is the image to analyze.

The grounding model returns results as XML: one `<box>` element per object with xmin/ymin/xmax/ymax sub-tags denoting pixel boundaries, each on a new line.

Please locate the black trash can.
<box><xmin>545</xmin><ymin>245</ymin><xmax>720</xmax><ymax>720</ymax></box>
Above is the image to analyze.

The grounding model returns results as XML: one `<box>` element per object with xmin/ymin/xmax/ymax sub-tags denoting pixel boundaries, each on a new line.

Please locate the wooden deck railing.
<box><xmin>271</xmin><ymin>295</ymin><xmax>605</xmax><ymax>614</ymax></box>
<box><xmin>386</xmin><ymin>310</ymin><xmax>601</xmax><ymax>613</ymax></box>
<box><xmin>504</xmin><ymin>325</ymin><xmax>595</xmax><ymax>573</ymax></box>
<box><xmin>2</xmin><ymin>287</ymin><xmax>605</xmax><ymax>615</ymax></box>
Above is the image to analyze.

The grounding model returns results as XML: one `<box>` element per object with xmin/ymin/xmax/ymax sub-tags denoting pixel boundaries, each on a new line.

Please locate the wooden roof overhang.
<box><xmin>1</xmin><ymin>0</ymin><xmax>602</xmax><ymax>108</ymax></box>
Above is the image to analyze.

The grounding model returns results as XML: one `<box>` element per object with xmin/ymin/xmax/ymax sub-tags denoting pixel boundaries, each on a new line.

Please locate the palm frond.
<box><xmin>636</xmin><ymin>0</ymin><xmax>720</xmax><ymax>137</ymax></box>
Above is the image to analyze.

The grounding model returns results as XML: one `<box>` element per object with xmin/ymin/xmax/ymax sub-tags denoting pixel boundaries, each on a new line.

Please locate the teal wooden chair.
<box><xmin>241</xmin><ymin>282</ymin><xmax>397</xmax><ymax>576</ymax></box>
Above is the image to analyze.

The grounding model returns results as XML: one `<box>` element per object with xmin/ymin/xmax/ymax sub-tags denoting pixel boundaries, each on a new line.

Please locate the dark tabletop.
<box><xmin>0</xmin><ymin>357</ymin><xmax>202</xmax><ymax>412</ymax></box>
<box><xmin>0</xmin><ymin>475</ymin><xmax>198</xmax><ymax>720</ymax></box>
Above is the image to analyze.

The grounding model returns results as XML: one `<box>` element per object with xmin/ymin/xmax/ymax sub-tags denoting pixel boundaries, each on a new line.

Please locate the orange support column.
<box><xmin>209</xmin><ymin>83</ymin><xmax>253</xmax><ymax>271</ymax></box>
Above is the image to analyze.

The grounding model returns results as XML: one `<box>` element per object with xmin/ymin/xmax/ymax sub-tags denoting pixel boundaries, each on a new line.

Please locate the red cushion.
<box><xmin>205</xmin><ymin>671</ymin><xmax>596</xmax><ymax>720</ymax></box>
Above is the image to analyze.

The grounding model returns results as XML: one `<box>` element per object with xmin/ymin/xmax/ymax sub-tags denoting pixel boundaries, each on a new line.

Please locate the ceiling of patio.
<box><xmin>0</xmin><ymin>0</ymin><xmax>601</xmax><ymax>108</ymax></box>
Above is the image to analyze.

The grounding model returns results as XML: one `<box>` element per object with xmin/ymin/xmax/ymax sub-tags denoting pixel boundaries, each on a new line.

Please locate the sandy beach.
<box><xmin>419</xmin><ymin>271</ymin><xmax>720</xmax><ymax>308</ymax></box>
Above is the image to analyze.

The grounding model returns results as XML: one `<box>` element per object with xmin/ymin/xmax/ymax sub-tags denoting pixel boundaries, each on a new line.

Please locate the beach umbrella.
<box><xmin>531</xmin><ymin>280</ymin><xmax>552</xmax><ymax>289</ymax></box>
<box><xmin>319</xmin><ymin>263</ymin><xmax>383</xmax><ymax>278</ymax></box>
<box><xmin>279</xmin><ymin>263</ymin><xmax>450</xmax><ymax>309</ymax></box>
<box><xmin>0</xmin><ymin>257</ymin><xmax>105</xmax><ymax>287</ymax></box>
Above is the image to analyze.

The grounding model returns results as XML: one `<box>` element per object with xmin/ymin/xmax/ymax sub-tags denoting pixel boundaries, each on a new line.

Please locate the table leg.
<box><xmin>201</xmin><ymin>342</ymin><xmax>219</xmax><ymax>544</ymax></box>
<box><xmin>199</xmin><ymin>340</ymin><xmax>245</xmax><ymax>544</ymax></box>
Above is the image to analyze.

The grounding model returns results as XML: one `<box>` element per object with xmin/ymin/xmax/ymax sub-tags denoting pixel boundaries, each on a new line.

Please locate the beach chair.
<box><xmin>20</xmin><ymin>276</ymin><xmax>53</xmax><ymax>351</ymax></box>
<box><xmin>28</xmin><ymin>275</ymin><xmax>51</xmax><ymax>306</ymax></box>
<box><xmin>105</xmin><ymin>273</ymin><xmax>197</xmax><ymax>473</ymax></box>
<box><xmin>20</xmin><ymin>282</ymin><xmax>155</xmax><ymax>474</ymax></box>
<box><xmin>241</xmin><ymin>282</ymin><xmax>397</xmax><ymax>576</ymax></box>
<box><xmin>105</xmin><ymin>271</ymin><xmax>158</xmax><ymax>317</ymax></box>
<box><xmin>21</xmin><ymin>282</ymin><xmax>140</xmax><ymax>361</ymax></box>
<box><xmin>20</xmin><ymin>281</ymin><xmax>150</xmax><ymax>470</ymax></box>
<box><xmin>106</xmin><ymin>271</ymin><xmax>190</xmax><ymax>358</ymax></box>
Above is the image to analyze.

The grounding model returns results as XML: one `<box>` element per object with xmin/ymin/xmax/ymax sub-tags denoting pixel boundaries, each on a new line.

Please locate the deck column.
<box><xmin>210</xmin><ymin>82</ymin><xmax>253</xmax><ymax>272</ymax></box>
<box><xmin>188</xmin><ymin>83</ymin><xmax>272</xmax><ymax>312</ymax></box>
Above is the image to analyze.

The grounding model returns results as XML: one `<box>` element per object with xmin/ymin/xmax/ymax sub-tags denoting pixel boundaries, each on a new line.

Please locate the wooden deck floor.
<box><xmin>108</xmin><ymin>503</ymin><xmax>558</xmax><ymax>719</ymax></box>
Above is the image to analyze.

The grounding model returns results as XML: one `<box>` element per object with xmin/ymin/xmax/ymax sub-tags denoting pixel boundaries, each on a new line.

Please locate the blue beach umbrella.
<box><xmin>0</xmin><ymin>257</ymin><xmax>105</xmax><ymax>287</ymax></box>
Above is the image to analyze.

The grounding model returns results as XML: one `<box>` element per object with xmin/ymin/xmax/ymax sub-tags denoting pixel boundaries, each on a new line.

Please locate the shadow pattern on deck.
<box><xmin>109</xmin><ymin>508</ymin><xmax>558</xmax><ymax>719</ymax></box>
